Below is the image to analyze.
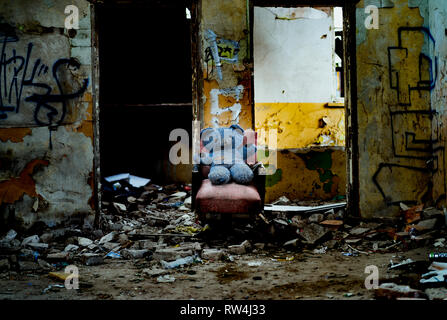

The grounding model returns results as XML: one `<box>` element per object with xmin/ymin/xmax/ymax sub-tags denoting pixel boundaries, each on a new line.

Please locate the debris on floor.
<box><xmin>0</xmin><ymin>190</ymin><xmax>446</xmax><ymax>299</ymax></box>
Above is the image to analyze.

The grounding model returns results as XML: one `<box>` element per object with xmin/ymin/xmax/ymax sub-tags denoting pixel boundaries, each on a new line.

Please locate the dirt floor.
<box><xmin>0</xmin><ymin>245</ymin><xmax>431</xmax><ymax>300</ymax></box>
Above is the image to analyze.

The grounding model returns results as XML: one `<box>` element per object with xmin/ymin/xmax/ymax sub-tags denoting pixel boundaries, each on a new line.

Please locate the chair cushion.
<box><xmin>196</xmin><ymin>179</ymin><xmax>261</xmax><ymax>214</ymax></box>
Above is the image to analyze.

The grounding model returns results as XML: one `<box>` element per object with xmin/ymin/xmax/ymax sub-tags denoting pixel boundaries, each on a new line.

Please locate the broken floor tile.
<box><xmin>121</xmin><ymin>249</ymin><xmax>149</xmax><ymax>259</ymax></box>
<box><xmin>113</xmin><ymin>202</ymin><xmax>127</xmax><ymax>214</ymax></box>
<box><xmin>297</xmin><ymin>223</ymin><xmax>330</xmax><ymax>245</ymax></box>
<box><xmin>416</xmin><ymin>218</ymin><xmax>438</xmax><ymax>230</ymax></box>
<box><xmin>178</xmin><ymin>242</ymin><xmax>202</xmax><ymax>251</ymax></box>
<box><xmin>349</xmin><ymin>227</ymin><xmax>370</xmax><ymax>236</ymax></box>
<box><xmin>143</xmin><ymin>268</ymin><xmax>168</xmax><ymax>277</ymax></box>
<box><xmin>308</xmin><ymin>213</ymin><xmax>324</xmax><ymax>223</ymax></box>
<box><xmin>161</xmin><ymin>255</ymin><xmax>198</xmax><ymax>269</ymax></box>
<box><xmin>99</xmin><ymin>232</ymin><xmax>117</xmax><ymax>244</ymax></box>
<box><xmin>153</xmin><ymin>248</ymin><xmax>193</xmax><ymax>262</ymax></box>
<box><xmin>228</xmin><ymin>240</ymin><xmax>251</xmax><ymax>255</ymax></box>
<box><xmin>46</xmin><ymin>252</ymin><xmax>73</xmax><ymax>262</ymax></box>
<box><xmin>21</xmin><ymin>235</ymin><xmax>40</xmax><ymax>246</ymax></box>
<box><xmin>64</xmin><ymin>244</ymin><xmax>79</xmax><ymax>252</ymax></box>
<box><xmin>201</xmin><ymin>249</ymin><xmax>224</xmax><ymax>261</ymax></box>
<box><xmin>422</xmin><ymin>207</ymin><xmax>444</xmax><ymax>220</ymax></box>
<box><xmin>291</xmin><ymin>215</ymin><xmax>306</xmax><ymax>228</ymax></box>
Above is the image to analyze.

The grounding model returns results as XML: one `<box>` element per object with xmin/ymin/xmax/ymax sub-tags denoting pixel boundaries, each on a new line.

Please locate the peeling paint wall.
<box><xmin>356</xmin><ymin>0</ymin><xmax>443</xmax><ymax>217</ymax></box>
<box><xmin>264</xmin><ymin>148</ymin><xmax>346</xmax><ymax>203</ymax></box>
<box><xmin>429</xmin><ymin>0</ymin><xmax>447</xmax><ymax>210</ymax></box>
<box><xmin>200</xmin><ymin>0</ymin><xmax>252</xmax><ymax>129</ymax></box>
<box><xmin>0</xmin><ymin>0</ymin><xmax>94</xmax><ymax>230</ymax></box>
<box><xmin>255</xmin><ymin>103</ymin><xmax>345</xmax><ymax>148</ymax></box>
<box><xmin>253</xmin><ymin>6</ymin><xmax>345</xmax><ymax>148</ymax></box>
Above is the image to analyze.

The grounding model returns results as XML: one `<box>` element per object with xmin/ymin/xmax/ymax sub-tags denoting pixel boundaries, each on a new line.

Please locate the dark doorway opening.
<box><xmin>96</xmin><ymin>1</ymin><xmax>193</xmax><ymax>185</ymax></box>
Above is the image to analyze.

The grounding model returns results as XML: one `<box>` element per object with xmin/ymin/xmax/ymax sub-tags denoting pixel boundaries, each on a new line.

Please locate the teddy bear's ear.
<box><xmin>229</xmin><ymin>124</ymin><xmax>244</xmax><ymax>136</ymax></box>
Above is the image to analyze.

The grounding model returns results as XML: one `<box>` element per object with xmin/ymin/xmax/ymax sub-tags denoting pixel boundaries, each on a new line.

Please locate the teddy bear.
<box><xmin>199</xmin><ymin>124</ymin><xmax>256</xmax><ymax>185</ymax></box>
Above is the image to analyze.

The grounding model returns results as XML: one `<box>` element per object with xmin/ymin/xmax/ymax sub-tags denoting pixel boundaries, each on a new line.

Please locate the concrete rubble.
<box><xmin>0</xmin><ymin>186</ymin><xmax>446</xmax><ymax>300</ymax></box>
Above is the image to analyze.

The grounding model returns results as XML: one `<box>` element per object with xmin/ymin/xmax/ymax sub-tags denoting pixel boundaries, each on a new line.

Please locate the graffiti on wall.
<box><xmin>0</xmin><ymin>27</ymin><xmax>89</xmax><ymax>147</ymax></box>
<box><xmin>373</xmin><ymin>27</ymin><xmax>445</xmax><ymax>206</ymax></box>
<box><xmin>204</xmin><ymin>29</ymin><xmax>240</xmax><ymax>81</ymax></box>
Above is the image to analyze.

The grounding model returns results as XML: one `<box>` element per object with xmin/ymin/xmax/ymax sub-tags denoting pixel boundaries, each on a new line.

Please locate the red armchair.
<box><xmin>191</xmin><ymin>129</ymin><xmax>266</xmax><ymax>223</ymax></box>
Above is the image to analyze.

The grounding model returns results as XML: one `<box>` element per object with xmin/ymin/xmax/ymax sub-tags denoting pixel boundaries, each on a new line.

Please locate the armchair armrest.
<box><xmin>252</xmin><ymin>162</ymin><xmax>266</xmax><ymax>209</ymax></box>
<box><xmin>191</xmin><ymin>164</ymin><xmax>201</xmax><ymax>211</ymax></box>
<box><xmin>252</xmin><ymin>162</ymin><xmax>266</xmax><ymax>176</ymax></box>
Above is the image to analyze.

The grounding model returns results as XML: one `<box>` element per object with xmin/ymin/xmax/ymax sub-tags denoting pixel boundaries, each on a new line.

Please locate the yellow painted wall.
<box><xmin>255</xmin><ymin>102</ymin><xmax>345</xmax><ymax>148</ymax></box>
<box><xmin>263</xmin><ymin>148</ymin><xmax>346</xmax><ymax>203</ymax></box>
<box><xmin>255</xmin><ymin>102</ymin><xmax>346</xmax><ymax>203</ymax></box>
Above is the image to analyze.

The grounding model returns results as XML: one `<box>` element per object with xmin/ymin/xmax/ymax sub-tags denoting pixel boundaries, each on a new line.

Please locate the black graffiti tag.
<box><xmin>0</xmin><ymin>29</ymin><xmax>89</xmax><ymax>127</ymax></box>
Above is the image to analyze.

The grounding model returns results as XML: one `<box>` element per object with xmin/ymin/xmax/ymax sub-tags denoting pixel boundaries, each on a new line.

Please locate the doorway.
<box><xmin>251</xmin><ymin>1</ymin><xmax>358</xmax><ymax>215</ymax></box>
<box><xmin>95</xmin><ymin>0</ymin><xmax>194</xmax><ymax>186</ymax></box>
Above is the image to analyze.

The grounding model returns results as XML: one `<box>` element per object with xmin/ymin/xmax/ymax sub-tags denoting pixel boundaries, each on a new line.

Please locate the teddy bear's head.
<box><xmin>200</xmin><ymin>124</ymin><xmax>245</xmax><ymax>166</ymax></box>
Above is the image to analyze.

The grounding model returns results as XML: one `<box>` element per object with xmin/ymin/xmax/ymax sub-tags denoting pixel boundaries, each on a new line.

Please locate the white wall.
<box><xmin>254</xmin><ymin>7</ymin><xmax>336</xmax><ymax>103</ymax></box>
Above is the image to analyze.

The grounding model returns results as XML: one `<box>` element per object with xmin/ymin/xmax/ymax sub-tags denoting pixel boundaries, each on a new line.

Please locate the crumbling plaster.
<box><xmin>0</xmin><ymin>0</ymin><xmax>94</xmax><ymax>230</ymax></box>
<box><xmin>356</xmin><ymin>0</ymin><xmax>446</xmax><ymax>217</ymax></box>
